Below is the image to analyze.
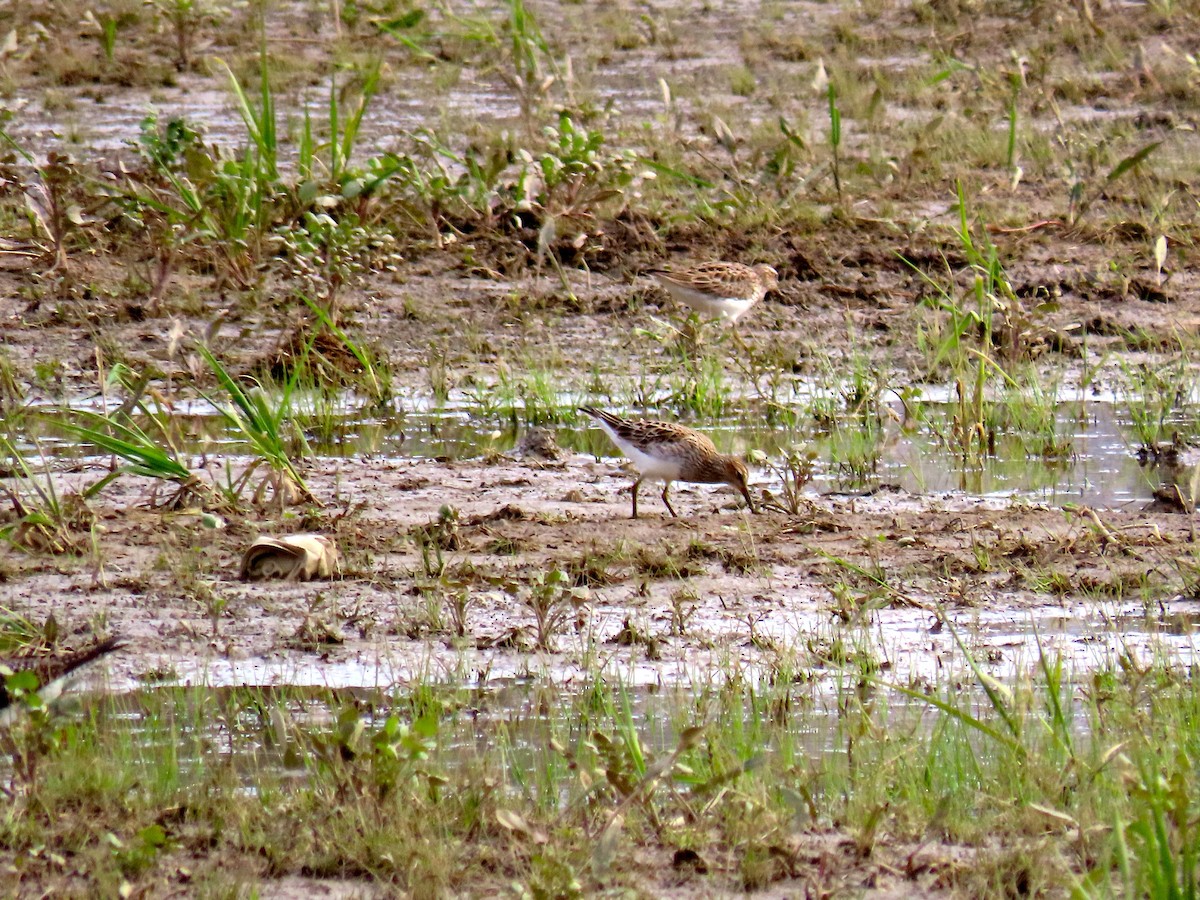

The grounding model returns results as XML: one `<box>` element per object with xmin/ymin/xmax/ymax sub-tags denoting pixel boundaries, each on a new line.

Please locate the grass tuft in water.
<box><xmin>2</xmin><ymin>643</ymin><xmax>1198</xmax><ymax>895</ymax></box>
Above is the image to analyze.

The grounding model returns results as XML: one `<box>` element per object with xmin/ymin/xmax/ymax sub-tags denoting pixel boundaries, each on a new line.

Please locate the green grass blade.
<box><xmin>940</xmin><ymin>616</ymin><xmax>1023</xmax><ymax>742</ymax></box>
<box><xmin>337</xmin><ymin>59</ymin><xmax>381</xmax><ymax>181</ymax></box>
<box><xmin>869</xmin><ymin>675</ymin><xmax>1025</xmax><ymax>758</ymax></box>
<box><xmin>213</xmin><ymin>56</ymin><xmax>277</xmax><ymax>182</ymax></box>
<box><xmin>634</xmin><ymin>157</ymin><xmax>714</xmax><ymax>189</ymax></box>
<box><xmin>299</xmin><ymin>295</ymin><xmax>386</xmax><ymax>401</ymax></box>
<box><xmin>55</xmin><ymin>413</ymin><xmax>192</xmax><ymax>482</ymax></box>
<box><xmin>195</xmin><ymin>344</ymin><xmax>310</xmax><ymax>495</ymax></box>
<box><xmin>1104</xmin><ymin>141</ymin><xmax>1162</xmax><ymax>186</ymax></box>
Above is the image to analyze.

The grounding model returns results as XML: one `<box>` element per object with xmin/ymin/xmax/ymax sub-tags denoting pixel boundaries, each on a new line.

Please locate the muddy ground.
<box><xmin>1</xmin><ymin>0</ymin><xmax>1199</xmax><ymax>686</ymax></box>
<box><xmin>4</xmin><ymin>249</ymin><xmax>1200</xmax><ymax>693</ymax></box>
<box><xmin>2</xmin><ymin>1</ymin><xmax>1200</xmax><ymax>892</ymax></box>
<box><xmin>3</xmin><ymin>383</ymin><xmax>1198</xmax><ymax>695</ymax></box>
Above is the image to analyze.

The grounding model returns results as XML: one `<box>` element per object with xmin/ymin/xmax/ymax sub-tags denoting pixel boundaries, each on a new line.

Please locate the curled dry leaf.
<box><xmin>239</xmin><ymin>534</ymin><xmax>339</xmax><ymax>582</ymax></box>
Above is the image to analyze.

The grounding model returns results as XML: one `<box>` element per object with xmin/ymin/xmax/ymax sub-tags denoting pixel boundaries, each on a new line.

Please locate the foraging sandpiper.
<box><xmin>580</xmin><ymin>406</ymin><xmax>755</xmax><ymax>518</ymax></box>
<box><xmin>650</xmin><ymin>261</ymin><xmax>778</xmax><ymax>325</ymax></box>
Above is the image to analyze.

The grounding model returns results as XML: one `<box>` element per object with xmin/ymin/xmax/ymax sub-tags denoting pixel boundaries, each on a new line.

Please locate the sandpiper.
<box><xmin>580</xmin><ymin>406</ymin><xmax>755</xmax><ymax>518</ymax></box>
<box><xmin>0</xmin><ymin>635</ymin><xmax>124</xmax><ymax>725</ymax></box>
<box><xmin>650</xmin><ymin>261</ymin><xmax>778</xmax><ymax>325</ymax></box>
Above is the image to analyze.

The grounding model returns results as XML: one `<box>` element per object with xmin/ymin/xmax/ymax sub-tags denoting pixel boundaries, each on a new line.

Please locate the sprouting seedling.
<box><xmin>146</xmin><ymin>0</ymin><xmax>228</xmax><ymax>72</ymax></box>
<box><xmin>509</xmin><ymin>569</ymin><xmax>589</xmax><ymax>651</ymax></box>
<box><xmin>82</xmin><ymin>10</ymin><xmax>121</xmax><ymax>63</ymax></box>
<box><xmin>195</xmin><ymin>344</ymin><xmax>315</xmax><ymax>509</ymax></box>
<box><xmin>1006</xmin><ymin>69</ymin><xmax>1022</xmax><ymax>181</ymax></box>
<box><xmin>827</xmin><ymin>82</ymin><xmax>842</xmax><ymax>201</ymax></box>
<box><xmin>23</xmin><ymin>153</ymin><xmax>87</xmax><ymax>272</ymax></box>
<box><xmin>56</xmin><ymin>411</ymin><xmax>207</xmax><ymax>506</ymax></box>
<box><xmin>0</xmin><ymin>435</ymin><xmax>89</xmax><ymax>554</ymax></box>
<box><xmin>752</xmin><ymin>446</ymin><xmax>817</xmax><ymax>516</ymax></box>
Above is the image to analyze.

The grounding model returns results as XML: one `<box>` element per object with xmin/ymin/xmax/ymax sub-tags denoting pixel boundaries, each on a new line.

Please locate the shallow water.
<box><xmin>20</xmin><ymin>392</ymin><xmax>1184</xmax><ymax>510</ymax></box>
<box><xmin>47</xmin><ymin>595</ymin><xmax>1200</xmax><ymax>778</ymax></box>
<box><xmin>120</xmin><ymin>594</ymin><xmax>1199</xmax><ymax>695</ymax></box>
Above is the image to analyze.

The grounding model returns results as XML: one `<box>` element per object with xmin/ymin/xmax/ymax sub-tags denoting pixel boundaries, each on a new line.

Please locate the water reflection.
<box><xmin>18</xmin><ymin>395</ymin><xmax>1188</xmax><ymax>509</ymax></box>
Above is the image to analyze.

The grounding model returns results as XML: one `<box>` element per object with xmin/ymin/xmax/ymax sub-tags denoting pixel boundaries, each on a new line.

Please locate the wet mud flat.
<box><xmin>8</xmin><ymin>450</ymin><xmax>1196</xmax><ymax>696</ymax></box>
<box><xmin>3</xmin><ymin>0</ymin><xmax>1200</xmax><ymax>893</ymax></box>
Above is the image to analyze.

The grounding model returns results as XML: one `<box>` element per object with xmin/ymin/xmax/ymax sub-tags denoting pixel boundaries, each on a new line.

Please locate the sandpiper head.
<box><xmin>723</xmin><ymin>456</ymin><xmax>756</xmax><ymax>513</ymax></box>
<box><xmin>753</xmin><ymin>264</ymin><xmax>779</xmax><ymax>293</ymax></box>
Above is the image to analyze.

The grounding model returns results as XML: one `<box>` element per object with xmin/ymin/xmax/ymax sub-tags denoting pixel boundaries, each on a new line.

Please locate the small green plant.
<box><xmin>668</xmin><ymin>588</ymin><xmax>699</xmax><ymax>636</ymax></box>
<box><xmin>23</xmin><ymin>152</ymin><xmax>89</xmax><ymax>273</ymax></box>
<box><xmin>196</xmin><ymin>344</ymin><xmax>314</xmax><ymax>508</ymax></box>
<box><xmin>831</xmin><ymin>401</ymin><xmax>886</xmax><ymax>486</ymax></box>
<box><xmin>827</xmin><ymin>82</ymin><xmax>842</xmax><ymax>200</ymax></box>
<box><xmin>296</xmin><ymin>296</ymin><xmax>394</xmax><ymax>406</ymax></box>
<box><xmin>1118</xmin><ymin>354</ymin><xmax>1196</xmax><ymax>447</ymax></box>
<box><xmin>442</xmin><ymin>587</ymin><xmax>474</xmax><ymax>639</ymax></box>
<box><xmin>298</xmin><ymin>59</ymin><xmax>383</xmax><ymax>191</ymax></box>
<box><xmin>903</xmin><ymin>183</ymin><xmax>1065</xmax><ymax>464</ymax></box>
<box><xmin>729</xmin><ymin>65</ymin><xmax>756</xmax><ymax>97</ymax></box>
<box><xmin>1068</xmin><ymin>139</ymin><xmax>1163</xmax><ymax>226</ymax></box>
<box><xmin>0</xmin><ymin>434</ymin><xmax>93</xmax><ymax>555</ymax></box>
<box><xmin>83</xmin><ymin>9</ymin><xmax>126</xmax><ymax>63</ymax></box>
<box><xmin>993</xmin><ymin>371</ymin><xmax>1074</xmax><ymax>460</ymax></box>
<box><xmin>1005</xmin><ymin>70</ymin><xmax>1021</xmax><ymax>176</ymax></box>
<box><xmin>499</xmin><ymin>0</ymin><xmax>558</xmax><ymax>135</ymax></box>
<box><xmin>411</xmin><ymin>505</ymin><xmax>462</xmax><ymax>580</ymax></box>
<box><xmin>146</xmin><ymin>0</ymin><xmax>228</xmax><ymax>71</ymax></box>
<box><xmin>1109</xmin><ymin>743</ymin><xmax>1200</xmax><ymax>899</ymax></box>
<box><xmin>524</xmin><ymin>112</ymin><xmax>636</xmax><ymax>272</ymax></box>
<box><xmin>507</xmin><ymin>568</ymin><xmax>589</xmax><ymax>651</ymax></box>
<box><xmin>55</xmin><ymin>407</ymin><xmax>210</xmax><ymax>509</ymax></box>
<box><xmin>667</xmin><ymin>353</ymin><xmax>729</xmax><ymax>419</ymax></box>
<box><xmin>754</xmin><ymin>446</ymin><xmax>817</xmax><ymax>515</ymax></box>
<box><xmin>0</xmin><ymin>609</ymin><xmax>44</xmax><ymax>654</ymax></box>
<box><xmin>426</xmin><ymin>348</ymin><xmax>452</xmax><ymax>409</ymax></box>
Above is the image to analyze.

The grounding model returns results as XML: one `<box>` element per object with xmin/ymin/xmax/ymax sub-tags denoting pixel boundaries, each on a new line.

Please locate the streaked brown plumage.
<box><xmin>650</xmin><ymin>261</ymin><xmax>778</xmax><ymax>324</ymax></box>
<box><xmin>0</xmin><ymin>635</ymin><xmax>124</xmax><ymax>721</ymax></box>
<box><xmin>580</xmin><ymin>406</ymin><xmax>755</xmax><ymax>518</ymax></box>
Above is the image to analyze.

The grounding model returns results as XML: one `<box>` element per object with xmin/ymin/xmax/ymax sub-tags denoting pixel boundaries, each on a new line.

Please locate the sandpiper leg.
<box><xmin>661</xmin><ymin>483</ymin><xmax>678</xmax><ymax>517</ymax></box>
<box><xmin>631</xmin><ymin>477</ymin><xmax>642</xmax><ymax>519</ymax></box>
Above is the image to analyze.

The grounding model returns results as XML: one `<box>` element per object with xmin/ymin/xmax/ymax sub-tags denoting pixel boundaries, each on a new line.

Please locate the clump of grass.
<box><xmin>146</xmin><ymin>0</ymin><xmax>228</xmax><ymax>71</ymax></box>
<box><xmin>21</xmin><ymin>152</ymin><xmax>89</xmax><ymax>274</ymax></box>
<box><xmin>1117</xmin><ymin>353</ymin><xmax>1197</xmax><ymax>448</ymax></box>
<box><xmin>1068</xmin><ymin>138</ymin><xmax>1163</xmax><ymax>226</ymax></box>
<box><xmin>0</xmin><ymin>608</ymin><xmax>44</xmax><ymax>653</ymax></box>
<box><xmin>632</xmin><ymin>544</ymin><xmax>704</xmax><ymax>579</ymax></box>
<box><xmin>826</xmin><ymin>81</ymin><xmax>842</xmax><ymax>200</ymax></box>
<box><xmin>0</xmin><ymin>434</ymin><xmax>95</xmax><ymax>555</ymax></box>
<box><xmin>196</xmin><ymin>344</ymin><xmax>315</xmax><ymax>509</ymax></box>
<box><xmin>503</xmin><ymin>567</ymin><xmax>589</xmax><ymax>650</ymax></box>
<box><xmin>904</xmin><ymin>183</ymin><xmax>1068</xmax><ymax>465</ymax></box>
<box><xmin>467</xmin><ymin>359</ymin><xmax>577</xmax><ymax>427</ymax></box>
<box><xmin>54</xmin><ymin>407</ymin><xmax>212</xmax><ymax>510</ymax></box>
<box><xmin>754</xmin><ymin>445</ymin><xmax>817</xmax><ymax>515</ymax></box>
<box><xmin>667</xmin><ymin>353</ymin><xmax>730</xmax><ymax>419</ymax></box>
<box><xmin>828</xmin><ymin>406</ymin><xmax>885</xmax><ymax>487</ymax></box>
<box><xmin>992</xmin><ymin>369</ymin><xmax>1075</xmax><ymax>461</ymax></box>
<box><xmin>410</xmin><ymin>505</ymin><xmax>463</xmax><ymax>579</ymax></box>
<box><xmin>2</xmin><ymin>645</ymin><xmax>1198</xmax><ymax>895</ymax></box>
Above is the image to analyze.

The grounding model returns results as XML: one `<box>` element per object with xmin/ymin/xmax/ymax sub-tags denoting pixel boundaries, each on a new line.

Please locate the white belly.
<box><xmin>663</xmin><ymin>283</ymin><xmax>757</xmax><ymax>322</ymax></box>
<box><xmin>596</xmin><ymin>422</ymin><xmax>684</xmax><ymax>481</ymax></box>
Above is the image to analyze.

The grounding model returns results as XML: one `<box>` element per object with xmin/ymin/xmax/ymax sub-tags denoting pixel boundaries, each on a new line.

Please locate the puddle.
<box><xmin>45</xmin><ymin>677</ymin><xmax>816</xmax><ymax>786</ymax></box>
<box><xmin>105</xmin><ymin>595</ymin><xmax>1200</xmax><ymax>695</ymax></box>
<box><xmin>15</xmin><ymin>391</ymin><xmax>1189</xmax><ymax>510</ymax></box>
<box><xmin>37</xmin><ymin>591</ymin><xmax>1200</xmax><ymax>788</ymax></box>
